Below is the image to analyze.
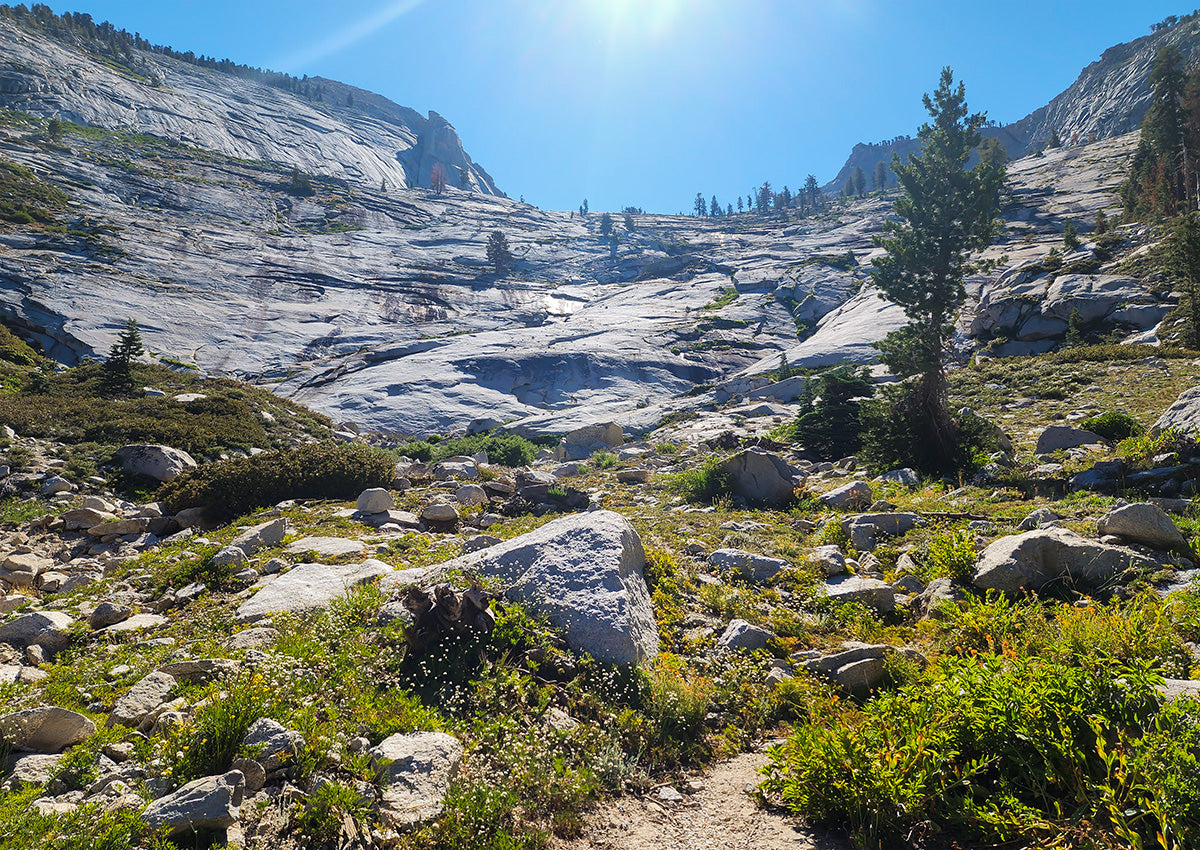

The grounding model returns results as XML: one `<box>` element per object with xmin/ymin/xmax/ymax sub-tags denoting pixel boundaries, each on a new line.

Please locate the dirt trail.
<box><xmin>553</xmin><ymin>749</ymin><xmax>849</xmax><ymax>850</ymax></box>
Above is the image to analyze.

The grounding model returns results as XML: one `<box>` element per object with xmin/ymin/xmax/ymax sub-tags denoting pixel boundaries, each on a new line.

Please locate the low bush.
<box><xmin>158</xmin><ymin>442</ymin><xmax>395</xmax><ymax>522</ymax></box>
<box><xmin>663</xmin><ymin>455</ymin><xmax>733</xmax><ymax>504</ymax></box>
<box><xmin>396</xmin><ymin>432</ymin><xmax>543</xmax><ymax>467</ymax></box>
<box><xmin>1080</xmin><ymin>410</ymin><xmax>1144</xmax><ymax>442</ymax></box>
<box><xmin>165</xmin><ymin>672</ymin><xmax>275</xmax><ymax>783</ymax></box>
<box><xmin>762</xmin><ymin>653</ymin><xmax>1188</xmax><ymax>847</ymax></box>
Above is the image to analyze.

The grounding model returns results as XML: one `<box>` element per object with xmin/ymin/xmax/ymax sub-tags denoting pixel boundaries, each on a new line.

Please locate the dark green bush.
<box><xmin>780</xmin><ymin>366</ymin><xmax>872</xmax><ymax>460</ymax></box>
<box><xmin>859</xmin><ymin>385</ymin><xmax>1003</xmax><ymax>475</ymax></box>
<box><xmin>396</xmin><ymin>432</ymin><xmax>542</xmax><ymax>467</ymax></box>
<box><xmin>158</xmin><ymin>442</ymin><xmax>395</xmax><ymax>522</ymax></box>
<box><xmin>1080</xmin><ymin>410</ymin><xmax>1145</xmax><ymax>442</ymax></box>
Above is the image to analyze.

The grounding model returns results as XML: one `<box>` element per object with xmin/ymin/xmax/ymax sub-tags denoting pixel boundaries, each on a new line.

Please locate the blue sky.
<box><xmin>41</xmin><ymin>1</ymin><xmax>1193</xmax><ymax>213</ymax></box>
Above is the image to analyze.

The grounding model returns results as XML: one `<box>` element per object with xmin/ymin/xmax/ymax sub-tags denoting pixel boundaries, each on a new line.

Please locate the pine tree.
<box><xmin>694</xmin><ymin>192</ymin><xmax>707</xmax><ymax>216</ymax></box>
<box><xmin>581</xmin><ymin>199</ymin><xmax>589</xmax><ymax>215</ymax></box>
<box><xmin>430</xmin><ymin>162</ymin><xmax>447</xmax><ymax>195</ymax></box>
<box><xmin>624</xmin><ymin>212</ymin><xmax>635</xmax><ymax>231</ymax></box>
<box><xmin>852</xmin><ymin>166</ymin><xmax>868</xmax><ymax>197</ymax></box>
<box><xmin>1063</xmin><ymin>220</ymin><xmax>1080</xmax><ymax>250</ymax></box>
<box><xmin>1168</xmin><ymin>212</ymin><xmax>1200</xmax><ymax>347</ymax></box>
<box><xmin>710</xmin><ymin>195</ymin><xmax>720</xmax><ymax>216</ymax></box>
<box><xmin>599</xmin><ymin>212</ymin><xmax>613</xmax><ymax>236</ymax></box>
<box><xmin>1064</xmin><ymin>308</ymin><xmax>1086</xmax><ymax>348</ymax></box>
<box><xmin>726</xmin><ymin>203</ymin><xmax>733</xmax><ymax>216</ymax></box>
<box><xmin>868</xmin><ymin>68</ymin><xmax>1005</xmax><ymax>471</ymax></box>
<box><xmin>872</xmin><ymin>161</ymin><xmax>888</xmax><ymax>193</ymax></box>
<box><xmin>458</xmin><ymin>166</ymin><xmax>471</xmax><ymax>190</ymax></box>
<box><xmin>486</xmin><ymin>230</ymin><xmax>513</xmax><ymax>275</ymax></box>
<box><xmin>46</xmin><ymin>117</ymin><xmax>63</xmax><ymax>143</ymax></box>
<box><xmin>102</xmin><ymin>318</ymin><xmax>144</xmax><ymax>395</ymax></box>
<box><xmin>737</xmin><ymin>196</ymin><xmax>743</xmax><ymax>213</ymax></box>
<box><xmin>804</xmin><ymin>174</ymin><xmax>821</xmax><ymax>210</ymax></box>
<box><xmin>1095</xmin><ymin>209</ymin><xmax>1108</xmax><ymax>235</ymax></box>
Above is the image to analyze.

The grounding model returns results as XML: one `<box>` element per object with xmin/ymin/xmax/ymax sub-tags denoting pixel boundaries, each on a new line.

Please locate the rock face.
<box><xmin>235</xmin><ymin>559</ymin><xmax>396</xmax><ymax>622</ymax></box>
<box><xmin>718</xmin><ymin>449</ymin><xmax>800</xmax><ymax>508</ymax></box>
<box><xmin>1097</xmin><ymin>502</ymin><xmax>1185</xmax><ymax>549</ymax></box>
<box><xmin>114</xmin><ymin>445</ymin><xmax>196</xmax><ymax>483</ymax></box>
<box><xmin>429</xmin><ymin>511</ymin><xmax>658</xmax><ymax>665</ymax></box>
<box><xmin>371</xmin><ymin>732</ymin><xmax>463</xmax><ymax>828</ymax></box>
<box><xmin>0</xmin><ymin>707</ymin><xmax>95</xmax><ymax>753</ymax></box>
<box><xmin>141</xmin><ymin>770</ymin><xmax>246</xmax><ymax>835</ymax></box>
<box><xmin>972</xmin><ymin>527</ymin><xmax>1159</xmax><ymax>592</ymax></box>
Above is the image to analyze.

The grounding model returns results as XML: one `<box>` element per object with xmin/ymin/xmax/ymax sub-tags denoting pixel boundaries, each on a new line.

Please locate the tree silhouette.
<box><xmin>430</xmin><ymin>162</ymin><xmax>447</xmax><ymax>195</ymax></box>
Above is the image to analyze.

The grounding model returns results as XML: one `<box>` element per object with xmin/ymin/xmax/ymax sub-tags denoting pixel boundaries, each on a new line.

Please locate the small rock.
<box><xmin>371</xmin><ymin>732</ymin><xmax>463</xmax><ymax>827</ymax></box>
<box><xmin>819</xmin><ymin>481</ymin><xmax>873</xmax><ymax>510</ymax></box>
<box><xmin>421</xmin><ymin>503</ymin><xmax>459</xmax><ymax>523</ymax></box>
<box><xmin>356</xmin><ymin>488</ymin><xmax>394</xmax><ymax>514</ymax></box>
<box><xmin>141</xmin><ymin>770</ymin><xmax>245</xmax><ymax>835</ymax></box>
<box><xmin>88</xmin><ymin>602</ymin><xmax>132</xmax><ymax>630</ymax></box>
<box><xmin>716</xmin><ymin>619</ymin><xmax>774</xmax><ymax>653</ymax></box>
<box><xmin>708</xmin><ymin>548</ymin><xmax>788</xmax><ymax>582</ymax></box>
<box><xmin>0</xmin><ymin>707</ymin><xmax>95</xmax><ymax>753</ymax></box>
<box><xmin>107</xmin><ymin>671</ymin><xmax>176</xmax><ymax>728</ymax></box>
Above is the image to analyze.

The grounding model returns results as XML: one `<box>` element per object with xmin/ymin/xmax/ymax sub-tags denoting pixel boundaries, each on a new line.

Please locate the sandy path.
<box><xmin>553</xmin><ymin>748</ymin><xmax>849</xmax><ymax>850</ymax></box>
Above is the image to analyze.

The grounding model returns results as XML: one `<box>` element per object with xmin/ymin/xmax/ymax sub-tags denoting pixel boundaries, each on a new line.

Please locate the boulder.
<box><xmin>556</xmin><ymin>422</ymin><xmax>624</xmax><ymax>461</ymax></box>
<box><xmin>371</xmin><ymin>732</ymin><xmax>463</xmax><ymax>828</ymax></box>
<box><xmin>802</xmin><ymin>642</ymin><xmax>923</xmax><ymax>697</ymax></box>
<box><xmin>708</xmin><ymin>548</ymin><xmax>788</xmax><ymax>582</ymax></box>
<box><xmin>235</xmin><ymin>559</ymin><xmax>396</xmax><ymax>622</ymax></box>
<box><xmin>421</xmin><ymin>511</ymin><xmax>657</xmax><ymax>665</ymax></box>
<box><xmin>107</xmin><ymin>671</ymin><xmax>177</xmax><ymax>728</ymax></box>
<box><xmin>242</xmin><ymin>718</ymin><xmax>305</xmax><ymax>772</ymax></box>
<box><xmin>0</xmin><ymin>707</ymin><xmax>95</xmax><ymax>753</ymax></box>
<box><xmin>1096</xmin><ymin>502</ymin><xmax>1185</xmax><ymax>549</ymax></box>
<box><xmin>0</xmin><ymin>610</ymin><xmax>75</xmax><ymax>651</ymax></box>
<box><xmin>230</xmin><ymin>518</ymin><xmax>288</xmax><ymax>555</ymax></box>
<box><xmin>0</xmin><ymin>552</ymin><xmax>49</xmax><ymax>587</ymax></box>
<box><xmin>356</xmin><ymin>488</ymin><xmax>393</xmax><ymax>514</ymax></box>
<box><xmin>876</xmin><ymin>468</ymin><xmax>919</xmax><ymax>487</ymax></box>
<box><xmin>6</xmin><ymin>753</ymin><xmax>62</xmax><ymax>786</ymax></box>
<box><xmin>454</xmin><ymin>484</ymin><xmax>488</xmax><ymax>507</ymax></box>
<box><xmin>1035</xmin><ymin>425</ymin><xmax>1105</xmax><ymax>454</ymax></box>
<box><xmin>810</xmin><ymin>545</ymin><xmax>847</xmax><ymax>577</ymax></box>
<box><xmin>972</xmin><ymin>527</ymin><xmax>1159</xmax><ymax>593</ymax></box>
<box><xmin>912</xmin><ymin>578</ymin><xmax>968</xmax><ymax>619</ymax></box>
<box><xmin>157</xmin><ymin>658</ymin><xmax>240</xmax><ymax>684</ymax></box>
<box><xmin>141</xmin><ymin>770</ymin><xmax>245</xmax><ymax>835</ymax></box>
<box><xmin>211</xmin><ymin>545</ymin><xmax>248</xmax><ymax>567</ymax></box>
<box><xmin>1070</xmin><ymin>460</ymin><xmax>1124</xmax><ymax>491</ymax></box>
<box><xmin>431</xmin><ymin>460</ymin><xmax>478</xmax><ymax>480</ymax></box>
<box><xmin>1155</xmin><ymin>385</ymin><xmax>1200</xmax><ymax>435</ymax></box>
<box><xmin>87</xmin><ymin>518</ymin><xmax>149</xmax><ymax>538</ymax></box>
<box><xmin>61</xmin><ymin>508</ymin><xmax>116</xmax><ymax>531</ymax></box>
<box><xmin>718</xmin><ymin>448</ymin><xmax>801</xmax><ymax>508</ymax></box>
<box><xmin>615</xmin><ymin>468</ymin><xmax>652</xmax><ymax>484</ymax></box>
<box><xmin>115</xmin><ymin>445</ymin><xmax>197</xmax><ymax>483</ymax></box>
<box><xmin>421</xmin><ymin>503</ymin><xmax>459</xmax><ymax>522</ymax></box>
<box><xmin>819</xmin><ymin>481</ymin><xmax>872</xmax><ymax>510</ymax></box>
<box><xmin>39</xmin><ymin>476</ymin><xmax>74</xmax><ymax>496</ymax></box>
<box><xmin>284</xmin><ymin>537</ymin><xmax>367</xmax><ymax>559</ymax></box>
<box><xmin>88</xmin><ymin>602</ymin><xmax>132</xmax><ymax>630</ymax></box>
<box><xmin>823</xmin><ymin>575</ymin><xmax>896</xmax><ymax>613</ymax></box>
<box><xmin>840</xmin><ymin>513</ymin><xmax>921</xmax><ymax>551</ymax></box>
<box><xmin>716</xmin><ymin>619</ymin><xmax>774</xmax><ymax>652</ymax></box>
<box><xmin>1018</xmin><ymin>507</ymin><xmax>1061</xmax><ymax>530</ymax></box>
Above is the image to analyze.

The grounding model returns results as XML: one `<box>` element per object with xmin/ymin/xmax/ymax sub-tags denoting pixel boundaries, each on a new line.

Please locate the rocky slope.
<box><xmin>0</xmin><ymin>17</ymin><xmax>500</xmax><ymax>195</ymax></box>
<box><xmin>825</xmin><ymin>13</ymin><xmax>1200</xmax><ymax>194</ymax></box>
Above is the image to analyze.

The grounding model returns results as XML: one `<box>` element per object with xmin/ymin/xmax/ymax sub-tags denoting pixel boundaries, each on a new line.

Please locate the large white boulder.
<box><xmin>1097</xmin><ymin>502</ymin><xmax>1185</xmax><ymax>549</ymax></box>
<box><xmin>422</xmin><ymin>510</ymin><xmax>658</xmax><ymax>665</ymax></box>
<box><xmin>972</xmin><ymin>527</ymin><xmax>1159</xmax><ymax>593</ymax></box>
<box><xmin>114</xmin><ymin>444</ymin><xmax>197</xmax><ymax>482</ymax></box>
<box><xmin>371</xmin><ymin>732</ymin><xmax>463</xmax><ymax>827</ymax></box>
<box><xmin>141</xmin><ymin>770</ymin><xmax>245</xmax><ymax>835</ymax></box>
<box><xmin>235</xmin><ymin>559</ymin><xmax>398</xmax><ymax>622</ymax></box>
<box><xmin>0</xmin><ymin>707</ymin><xmax>95</xmax><ymax>753</ymax></box>
<box><xmin>718</xmin><ymin>448</ymin><xmax>801</xmax><ymax>508</ymax></box>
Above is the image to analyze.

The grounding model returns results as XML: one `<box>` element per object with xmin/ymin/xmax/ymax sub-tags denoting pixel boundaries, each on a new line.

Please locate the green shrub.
<box><xmin>664</xmin><ymin>455</ymin><xmax>733</xmax><ymax>504</ymax></box>
<box><xmin>166</xmin><ymin>672</ymin><xmax>275</xmax><ymax>782</ymax></box>
<box><xmin>762</xmin><ymin>654</ymin><xmax>1179</xmax><ymax>847</ymax></box>
<box><xmin>396</xmin><ymin>432</ymin><xmax>541</xmax><ymax>467</ymax></box>
<box><xmin>781</xmin><ymin>366</ymin><xmax>872</xmax><ymax>461</ymax></box>
<box><xmin>925</xmin><ymin>526</ymin><xmax>977</xmax><ymax>582</ymax></box>
<box><xmin>589</xmin><ymin>449</ymin><xmax>618</xmax><ymax>469</ymax></box>
<box><xmin>1080</xmin><ymin>410</ymin><xmax>1144</xmax><ymax>442</ymax></box>
<box><xmin>158</xmin><ymin>442</ymin><xmax>395</xmax><ymax>522</ymax></box>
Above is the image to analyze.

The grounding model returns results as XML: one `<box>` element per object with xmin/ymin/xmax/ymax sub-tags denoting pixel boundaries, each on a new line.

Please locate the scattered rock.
<box><xmin>284</xmin><ymin>537</ymin><xmax>366</xmax><ymax>559</ymax></box>
<box><xmin>1096</xmin><ymin>502</ymin><xmax>1185</xmax><ymax>549</ymax></box>
<box><xmin>235</xmin><ymin>559</ymin><xmax>398</xmax><ymax>622</ymax></box>
<box><xmin>1035</xmin><ymin>425</ymin><xmax>1105</xmax><ymax>454</ymax></box>
<box><xmin>810</xmin><ymin>545</ymin><xmax>847</xmax><ymax>576</ymax></box>
<box><xmin>912</xmin><ymin>578</ymin><xmax>968</xmax><ymax>619</ymax></box>
<box><xmin>840</xmin><ymin>512</ymin><xmax>921</xmax><ymax>551</ymax></box>
<box><xmin>421</xmin><ymin>503</ymin><xmax>459</xmax><ymax>523</ymax></box>
<box><xmin>454</xmin><ymin>484</ymin><xmax>488</xmax><ymax>507</ymax></box>
<box><xmin>615</xmin><ymin>468</ymin><xmax>651</xmax><ymax>484</ymax></box>
<box><xmin>157</xmin><ymin>658</ymin><xmax>240</xmax><ymax>684</ymax></box>
<box><xmin>230</xmin><ymin>517</ymin><xmax>289</xmax><ymax>555</ymax></box>
<box><xmin>115</xmin><ymin>444</ymin><xmax>197</xmax><ymax>483</ymax></box>
<box><xmin>708</xmin><ymin>548</ymin><xmax>789</xmax><ymax>582</ymax></box>
<box><xmin>876</xmin><ymin>468</ymin><xmax>920</xmax><ymax>486</ymax></box>
<box><xmin>356</xmin><ymin>488</ymin><xmax>394</xmax><ymax>514</ymax></box>
<box><xmin>211</xmin><ymin>545</ymin><xmax>248</xmax><ymax>567</ymax></box>
<box><xmin>972</xmin><ymin>527</ymin><xmax>1159</xmax><ymax>593</ymax></box>
<box><xmin>371</xmin><ymin>732</ymin><xmax>463</xmax><ymax>827</ymax></box>
<box><xmin>823</xmin><ymin>575</ymin><xmax>896</xmax><ymax>612</ymax></box>
<box><xmin>141</xmin><ymin>770</ymin><xmax>245</xmax><ymax>835</ymax></box>
<box><xmin>716</xmin><ymin>619</ymin><xmax>774</xmax><ymax>652</ymax></box>
<box><xmin>0</xmin><ymin>707</ymin><xmax>96</xmax><ymax>753</ymax></box>
<box><xmin>819</xmin><ymin>481</ymin><xmax>873</xmax><ymax>510</ymax></box>
<box><xmin>243</xmin><ymin>718</ymin><xmax>305</xmax><ymax>772</ymax></box>
<box><xmin>1018</xmin><ymin>508</ymin><xmax>1061</xmax><ymax>530</ymax></box>
<box><xmin>107</xmin><ymin>671</ymin><xmax>176</xmax><ymax>728</ymax></box>
<box><xmin>88</xmin><ymin>602</ymin><xmax>132</xmax><ymax>630</ymax></box>
<box><xmin>718</xmin><ymin>448</ymin><xmax>802</xmax><ymax>508</ymax></box>
<box><xmin>0</xmin><ymin>610</ymin><xmax>75</xmax><ymax>652</ymax></box>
